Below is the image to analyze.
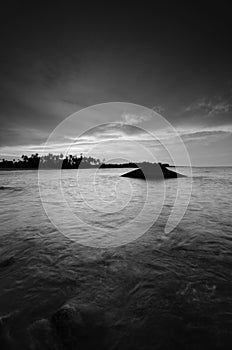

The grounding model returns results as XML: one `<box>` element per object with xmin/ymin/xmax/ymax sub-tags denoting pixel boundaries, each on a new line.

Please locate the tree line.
<box><xmin>0</xmin><ymin>153</ymin><xmax>140</xmax><ymax>169</ymax></box>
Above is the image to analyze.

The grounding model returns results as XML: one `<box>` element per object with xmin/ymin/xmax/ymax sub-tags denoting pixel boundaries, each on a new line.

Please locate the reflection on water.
<box><xmin>0</xmin><ymin>168</ymin><xmax>232</xmax><ymax>349</ymax></box>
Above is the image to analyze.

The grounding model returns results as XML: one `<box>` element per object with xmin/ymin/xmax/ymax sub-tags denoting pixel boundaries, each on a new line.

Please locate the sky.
<box><xmin>0</xmin><ymin>2</ymin><xmax>232</xmax><ymax>165</ymax></box>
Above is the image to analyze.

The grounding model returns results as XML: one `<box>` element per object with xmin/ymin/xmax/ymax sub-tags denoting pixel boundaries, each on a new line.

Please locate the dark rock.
<box><xmin>121</xmin><ymin>163</ymin><xmax>185</xmax><ymax>180</ymax></box>
<box><xmin>50</xmin><ymin>303</ymin><xmax>107</xmax><ymax>350</ymax></box>
<box><xmin>28</xmin><ymin>319</ymin><xmax>58</xmax><ymax>350</ymax></box>
<box><xmin>0</xmin><ymin>315</ymin><xmax>31</xmax><ymax>350</ymax></box>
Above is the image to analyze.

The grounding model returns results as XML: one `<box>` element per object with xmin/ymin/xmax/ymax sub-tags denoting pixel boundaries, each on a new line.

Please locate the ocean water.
<box><xmin>0</xmin><ymin>167</ymin><xmax>232</xmax><ymax>349</ymax></box>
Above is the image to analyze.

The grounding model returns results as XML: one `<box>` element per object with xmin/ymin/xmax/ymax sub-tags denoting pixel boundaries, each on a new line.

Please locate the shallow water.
<box><xmin>0</xmin><ymin>167</ymin><xmax>232</xmax><ymax>349</ymax></box>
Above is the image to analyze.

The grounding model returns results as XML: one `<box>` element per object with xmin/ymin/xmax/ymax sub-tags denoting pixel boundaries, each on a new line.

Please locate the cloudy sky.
<box><xmin>0</xmin><ymin>2</ymin><xmax>231</xmax><ymax>165</ymax></box>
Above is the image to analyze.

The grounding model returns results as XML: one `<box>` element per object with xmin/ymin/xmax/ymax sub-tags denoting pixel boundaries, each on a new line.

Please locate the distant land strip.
<box><xmin>0</xmin><ymin>153</ymin><xmax>170</xmax><ymax>170</ymax></box>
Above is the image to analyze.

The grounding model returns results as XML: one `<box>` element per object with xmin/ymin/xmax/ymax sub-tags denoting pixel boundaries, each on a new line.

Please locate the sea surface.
<box><xmin>0</xmin><ymin>167</ymin><xmax>232</xmax><ymax>349</ymax></box>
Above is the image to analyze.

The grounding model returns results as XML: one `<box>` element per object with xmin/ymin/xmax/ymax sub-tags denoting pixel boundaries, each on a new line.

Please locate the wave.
<box><xmin>0</xmin><ymin>186</ymin><xmax>23</xmax><ymax>192</ymax></box>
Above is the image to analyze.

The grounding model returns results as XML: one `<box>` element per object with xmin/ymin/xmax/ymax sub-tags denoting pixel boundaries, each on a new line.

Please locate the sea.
<box><xmin>0</xmin><ymin>167</ymin><xmax>232</xmax><ymax>349</ymax></box>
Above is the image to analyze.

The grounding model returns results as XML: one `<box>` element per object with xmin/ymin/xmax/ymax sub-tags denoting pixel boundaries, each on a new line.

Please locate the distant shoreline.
<box><xmin>1</xmin><ymin>165</ymin><xmax>232</xmax><ymax>171</ymax></box>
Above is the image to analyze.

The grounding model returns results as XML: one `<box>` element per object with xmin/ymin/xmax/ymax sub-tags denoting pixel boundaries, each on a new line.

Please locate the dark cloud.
<box><xmin>180</xmin><ymin>97</ymin><xmax>232</xmax><ymax>128</ymax></box>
